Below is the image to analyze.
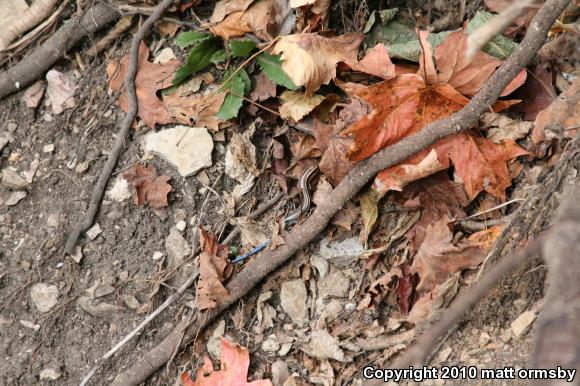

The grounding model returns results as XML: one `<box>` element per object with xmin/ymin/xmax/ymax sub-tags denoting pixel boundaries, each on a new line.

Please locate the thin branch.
<box><xmin>64</xmin><ymin>0</ymin><xmax>176</xmax><ymax>254</ymax></box>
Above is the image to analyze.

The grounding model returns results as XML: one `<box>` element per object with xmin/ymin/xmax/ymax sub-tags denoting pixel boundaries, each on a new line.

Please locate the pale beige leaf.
<box><xmin>279</xmin><ymin>90</ymin><xmax>325</xmax><ymax>121</ymax></box>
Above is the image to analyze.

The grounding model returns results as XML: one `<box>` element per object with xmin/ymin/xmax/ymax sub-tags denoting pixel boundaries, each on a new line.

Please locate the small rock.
<box><xmin>107</xmin><ymin>178</ymin><xmax>131</xmax><ymax>202</ymax></box>
<box><xmin>318</xmin><ymin>270</ymin><xmax>350</xmax><ymax>299</ymax></box>
<box><xmin>511</xmin><ymin>310</ymin><xmax>536</xmax><ymax>338</ymax></box>
<box><xmin>46</xmin><ymin>213</ymin><xmax>61</xmax><ymax>227</ymax></box>
<box><xmin>271</xmin><ymin>360</ymin><xmax>290</xmax><ymax>386</ymax></box>
<box><xmin>479</xmin><ymin>332</ymin><xmax>491</xmax><ymax>347</ymax></box>
<box><xmin>437</xmin><ymin>346</ymin><xmax>453</xmax><ymax>362</ymax></box>
<box><xmin>20</xmin><ymin>320</ymin><xmax>40</xmax><ymax>331</ymax></box>
<box><xmin>165</xmin><ymin>228</ymin><xmax>191</xmax><ymax>261</ymax></box>
<box><xmin>7</xmin><ymin>122</ymin><xmax>17</xmax><ymax>132</ymax></box>
<box><xmin>500</xmin><ymin>328</ymin><xmax>512</xmax><ymax>343</ymax></box>
<box><xmin>175</xmin><ymin>220</ymin><xmax>187</xmax><ymax>232</ymax></box>
<box><xmin>43</xmin><ymin>144</ymin><xmax>55</xmax><ymax>153</ymax></box>
<box><xmin>5</xmin><ymin>191</ymin><xmax>27</xmax><ymax>206</ymax></box>
<box><xmin>207</xmin><ymin>320</ymin><xmax>226</xmax><ymax>360</ymax></box>
<box><xmin>280</xmin><ymin>280</ymin><xmax>308</xmax><ymax>326</ymax></box>
<box><xmin>77</xmin><ymin>296</ymin><xmax>123</xmax><ymax>317</ymax></box>
<box><xmin>152</xmin><ymin>251</ymin><xmax>164</xmax><ymax>261</ymax></box>
<box><xmin>302</xmin><ymin>329</ymin><xmax>351</xmax><ymax>362</ymax></box>
<box><xmin>310</xmin><ymin>255</ymin><xmax>329</xmax><ymax>278</ymax></box>
<box><xmin>144</xmin><ymin>125</ymin><xmax>213</xmax><ymax>177</ymax></box>
<box><xmin>262</xmin><ymin>334</ymin><xmax>280</xmax><ymax>352</ymax></box>
<box><xmin>30</xmin><ymin>283</ymin><xmax>59</xmax><ymax>313</ymax></box>
<box><xmin>86</xmin><ymin>223</ymin><xmax>102</xmax><ymax>240</ymax></box>
<box><xmin>154</xmin><ymin>47</ymin><xmax>176</xmax><ymax>64</ymax></box>
<box><xmin>1</xmin><ymin>169</ymin><xmax>27</xmax><ymax>189</ymax></box>
<box><xmin>278</xmin><ymin>342</ymin><xmax>293</xmax><ymax>356</ymax></box>
<box><xmin>69</xmin><ymin>245</ymin><xmax>83</xmax><ymax>264</ymax></box>
<box><xmin>39</xmin><ymin>368</ymin><xmax>61</xmax><ymax>381</ymax></box>
<box><xmin>123</xmin><ymin>295</ymin><xmax>141</xmax><ymax>310</ymax></box>
<box><xmin>318</xmin><ymin>237</ymin><xmax>364</xmax><ymax>267</ymax></box>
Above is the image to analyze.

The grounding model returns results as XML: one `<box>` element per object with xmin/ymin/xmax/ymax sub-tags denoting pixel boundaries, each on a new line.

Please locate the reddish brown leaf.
<box><xmin>312</xmin><ymin>120</ymin><xmax>353</xmax><ymax>185</ymax></box>
<box><xmin>341</xmin><ymin>75</ymin><xmax>469</xmax><ymax>162</ymax></box>
<box><xmin>196</xmin><ymin>229</ymin><xmax>231</xmax><ymax>311</ymax></box>
<box><xmin>349</xmin><ymin>43</ymin><xmax>396</xmax><ymax>80</ymax></box>
<box><xmin>411</xmin><ymin>216</ymin><xmax>502</xmax><ymax>292</ymax></box>
<box><xmin>181</xmin><ymin>338</ymin><xmax>272</xmax><ymax>386</ymax></box>
<box><xmin>532</xmin><ymin>77</ymin><xmax>580</xmax><ymax>144</ymax></box>
<box><xmin>163</xmin><ymin>87</ymin><xmax>226</xmax><ymax>131</ymax></box>
<box><xmin>433</xmin><ymin>27</ymin><xmax>526</xmax><ymax>97</ymax></box>
<box><xmin>395</xmin><ymin>264</ymin><xmax>419</xmax><ymax>315</ymax></box>
<box><xmin>107</xmin><ymin>42</ymin><xmax>180</xmax><ymax>128</ymax></box>
<box><xmin>511</xmin><ymin>65</ymin><xmax>556</xmax><ymax>121</ymax></box>
<box><xmin>375</xmin><ymin>132</ymin><xmax>528</xmax><ymax>200</ymax></box>
<box><xmin>249</xmin><ymin>72</ymin><xmax>277</xmax><ymax>102</ymax></box>
<box><xmin>121</xmin><ymin>163</ymin><xmax>172</xmax><ymax>209</ymax></box>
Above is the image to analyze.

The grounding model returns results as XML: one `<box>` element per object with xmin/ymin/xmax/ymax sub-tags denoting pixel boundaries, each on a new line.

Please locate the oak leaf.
<box><xmin>107</xmin><ymin>42</ymin><xmax>180</xmax><ymax>128</ymax></box>
<box><xmin>163</xmin><ymin>86</ymin><xmax>226</xmax><ymax>131</ymax></box>
<box><xmin>411</xmin><ymin>216</ymin><xmax>502</xmax><ymax>291</ymax></box>
<box><xmin>272</xmin><ymin>33</ymin><xmax>364</xmax><ymax>96</ymax></box>
<box><xmin>121</xmin><ymin>163</ymin><xmax>172</xmax><ymax>209</ymax></box>
<box><xmin>181</xmin><ymin>338</ymin><xmax>273</xmax><ymax>386</ymax></box>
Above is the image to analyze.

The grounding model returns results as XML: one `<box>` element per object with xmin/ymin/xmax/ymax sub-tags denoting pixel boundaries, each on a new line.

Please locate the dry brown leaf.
<box><xmin>349</xmin><ymin>43</ymin><xmax>396</xmax><ymax>80</ymax></box>
<box><xmin>279</xmin><ymin>91</ymin><xmax>325</xmax><ymax>121</ymax></box>
<box><xmin>23</xmin><ymin>80</ymin><xmax>44</xmax><ymax>108</ymax></box>
<box><xmin>406</xmin><ymin>273</ymin><xmax>461</xmax><ymax>324</ymax></box>
<box><xmin>411</xmin><ymin>217</ymin><xmax>502</xmax><ymax>291</ymax></box>
<box><xmin>249</xmin><ymin>72</ymin><xmax>277</xmax><ymax>102</ymax></box>
<box><xmin>331</xmin><ymin>201</ymin><xmax>359</xmax><ymax>231</ymax></box>
<box><xmin>210</xmin><ymin>0</ymin><xmax>292</xmax><ymax>41</ymax></box>
<box><xmin>163</xmin><ymin>86</ymin><xmax>226</xmax><ymax>131</ymax></box>
<box><xmin>532</xmin><ymin>77</ymin><xmax>580</xmax><ymax>144</ymax></box>
<box><xmin>210</xmin><ymin>0</ymin><xmax>256</xmax><ymax>23</ymax></box>
<box><xmin>107</xmin><ymin>42</ymin><xmax>180</xmax><ymax>128</ymax></box>
<box><xmin>121</xmin><ymin>163</ymin><xmax>172</xmax><ymax>209</ymax></box>
<box><xmin>195</xmin><ymin>229</ymin><xmax>231</xmax><ymax>311</ymax></box>
<box><xmin>272</xmin><ymin>33</ymin><xmax>364</xmax><ymax>96</ymax></box>
<box><xmin>312</xmin><ymin>120</ymin><xmax>353</xmax><ymax>185</ymax></box>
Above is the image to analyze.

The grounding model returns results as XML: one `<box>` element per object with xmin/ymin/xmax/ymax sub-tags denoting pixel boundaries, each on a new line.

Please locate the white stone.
<box><xmin>152</xmin><ymin>251</ymin><xmax>164</xmax><ymax>261</ymax></box>
<box><xmin>175</xmin><ymin>220</ymin><xmax>186</xmax><ymax>232</ymax></box>
<box><xmin>154</xmin><ymin>47</ymin><xmax>176</xmax><ymax>64</ymax></box>
<box><xmin>5</xmin><ymin>191</ymin><xmax>27</xmax><ymax>206</ymax></box>
<box><xmin>262</xmin><ymin>334</ymin><xmax>280</xmax><ymax>352</ymax></box>
<box><xmin>1</xmin><ymin>169</ymin><xmax>27</xmax><ymax>189</ymax></box>
<box><xmin>319</xmin><ymin>237</ymin><xmax>364</xmax><ymax>267</ymax></box>
<box><xmin>30</xmin><ymin>283</ymin><xmax>59</xmax><ymax>313</ymax></box>
<box><xmin>511</xmin><ymin>311</ymin><xmax>536</xmax><ymax>338</ymax></box>
<box><xmin>40</xmin><ymin>368</ymin><xmax>61</xmax><ymax>380</ymax></box>
<box><xmin>86</xmin><ymin>223</ymin><xmax>102</xmax><ymax>240</ymax></box>
<box><xmin>165</xmin><ymin>228</ymin><xmax>191</xmax><ymax>262</ymax></box>
<box><xmin>20</xmin><ymin>320</ymin><xmax>41</xmax><ymax>331</ymax></box>
<box><xmin>43</xmin><ymin>144</ymin><xmax>55</xmax><ymax>153</ymax></box>
<box><xmin>107</xmin><ymin>178</ymin><xmax>131</xmax><ymax>202</ymax></box>
<box><xmin>144</xmin><ymin>125</ymin><xmax>213</xmax><ymax>177</ymax></box>
<box><xmin>280</xmin><ymin>280</ymin><xmax>308</xmax><ymax>326</ymax></box>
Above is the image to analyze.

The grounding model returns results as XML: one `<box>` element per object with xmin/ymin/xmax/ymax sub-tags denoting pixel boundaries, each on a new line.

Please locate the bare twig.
<box><xmin>110</xmin><ymin>1</ymin><xmax>571</xmax><ymax>384</ymax></box>
<box><xmin>0</xmin><ymin>2</ymin><xmax>120</xmax><ymax>99</ymax></box>
<box><xmin>64</xmin><ymin>0</ymin><xmax>176</xmax><ymax>254</ymax></box>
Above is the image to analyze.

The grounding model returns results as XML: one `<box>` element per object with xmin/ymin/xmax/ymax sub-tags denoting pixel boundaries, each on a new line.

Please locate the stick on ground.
<box><xmin>0</xmin><ymin>2</ymin><xmax>120</xmax><ymax>99</ymax></box>
<box><xmin>109</xmin><ymin>0</ymin><xmax>572</xmax><ymax>385</ymax></box>
<box><xmin>64</xmin><ymin>0</ymin><xmax>176</xmax><ymax>255</ymax></box>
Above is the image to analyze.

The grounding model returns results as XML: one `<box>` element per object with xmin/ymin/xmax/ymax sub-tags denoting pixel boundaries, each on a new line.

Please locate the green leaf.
<box><xmin>175</xmin><ymin>31</ymin><xmax>213</xmax><ymax>48</ymax></box>
<box><xmin>229</xmin><ymin>39</ymin><xmax>257</xmax><ymax>58</ymax></box>
<box><xmin>211</xmin><ymin>49</ymin><xmax>227</xmax><ymax>64</ymax></box>
<box><xmin>365</xmin><ymin>16</ymin><xmax>449</xmax><ymax>62</ymax></box>
<box><xmin>467</xmin><ymin>11</ymin><xmax>518</xmax><ymax>60</ymax></box>
<box><xmin>173</xmin><ymin>38</ymin><xmax>220</xmax><ymax>85</ymax></box>
<box><xmin>364</xmin><ymin>9</ymin><xmax>398</xmax><ymax>33</ymax></box>
<box><xmin>255</xmin><ymin>53</ymin><xmax>298</xmax><ymax>90</ymax></box>
<box><xmin>217</xmin><ymin>69</ymin><xmax>251</xmax><ymax>121</ymax></box>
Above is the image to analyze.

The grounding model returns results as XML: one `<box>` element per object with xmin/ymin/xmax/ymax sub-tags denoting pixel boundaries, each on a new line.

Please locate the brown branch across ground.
<box><xmin>109</xmin><ymin>0</ymin><xmax>573</xmax><ymax>384</ymax></box>
<box><xmin>64</xmin><ymin>0</ymin><xmax>177</xmax><ymax>255</ymax></box>
<box><xmin>0</xmin><ymin>2</ymin><xmax>120</xmax><ymax>99</ymax></box>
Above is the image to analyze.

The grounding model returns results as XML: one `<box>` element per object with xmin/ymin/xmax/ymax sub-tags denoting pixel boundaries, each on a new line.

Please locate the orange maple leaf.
<box><xmin>106</xmin><ymin>42</ymin><xmax>180</xmax><ymax>128</ymax></box>
<box><xmin>121</xmin><ymin>163</ymin><xmax>172</xmax><ymax>209</ymax></box>
<box><xmin>181</xmin><ymin>338</ymin><xmax>273</xmax><ymax>386</ymax></box>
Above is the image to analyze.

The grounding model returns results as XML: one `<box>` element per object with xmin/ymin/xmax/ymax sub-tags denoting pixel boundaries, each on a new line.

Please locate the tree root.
<box><xmin>0</xmin><ymin>2</ymin><xmax>120</xmax><ymax>99</ymax></box>
<box><xmin>109</xmin><ymin>0</ymin><xmax>573</xmax><ymax>385</ymax></box>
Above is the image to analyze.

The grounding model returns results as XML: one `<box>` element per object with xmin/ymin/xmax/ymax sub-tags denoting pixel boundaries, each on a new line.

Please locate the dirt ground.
<box><xmin>0</xmin><ymin>1</ymin><xmax>577</xmax><ymax>386</ymax></box>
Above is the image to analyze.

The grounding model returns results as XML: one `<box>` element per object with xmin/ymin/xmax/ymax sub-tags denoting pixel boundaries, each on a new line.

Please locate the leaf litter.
<box><xmin>89</xmin><ymin>1</ymin><xmax>580</xmax><ymax>384</ymax></box>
